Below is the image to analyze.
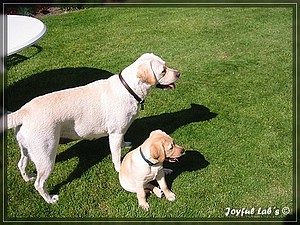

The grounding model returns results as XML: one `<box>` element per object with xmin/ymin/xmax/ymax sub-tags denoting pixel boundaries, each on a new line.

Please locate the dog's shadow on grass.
<box><xmin>53</xmin><ymin>104</ymin><xmax>216</xmax><ymax>194</ymax></box>
<box><xmin>6</xmin><ymin>67</ymin><xmax>217</xmax><ymax>194</ymax></box>
<box><xmin>125</xmin><ymin>104</ymin><xmax>218</xmax><ymax>149</ymax></box>
<box><xmin>6</xmin><ymin>67</ymin><xmax>113</xmax><ymax>111</ymax></box>
<box><xmin>53</xmin><ymin>138</ymin><xmax>111</xmax><ymax>194</ymax></box>
<box><xmin>163</xmin><ymin>150</ymin><xmax>210</xmax><ymax>189</ymax></box>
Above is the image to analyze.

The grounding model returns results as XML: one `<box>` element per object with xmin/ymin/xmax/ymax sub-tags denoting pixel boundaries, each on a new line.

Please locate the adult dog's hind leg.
<box><xmin>33</xmin><ymin>155</ymin><xmax>58</xmax><ymax>204</ymax></box>
<box><xmin>15</xmin><ymin>127</ymin><xmax>36</xmax><ymax>182</ymax></box>
<box><xmin>17</xmin><ymin>147</ymin><xmax>36</xmax><ymax>182</ymax></box>
<box><xmin>29</xmin><ymin>136</ymin><xmax>60</xmax><ymax>204</ymax></box>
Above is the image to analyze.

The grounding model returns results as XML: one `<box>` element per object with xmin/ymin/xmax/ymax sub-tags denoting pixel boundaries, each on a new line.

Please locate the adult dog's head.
<box><xmin>143</xmin><ymin>130</ymin><xmax>185</xmax><ymax>164</ymax></box>
<box><xmin>122</xmin><ymin>53</ymin><xmax>180</xmax><ymax>90</ymax></box>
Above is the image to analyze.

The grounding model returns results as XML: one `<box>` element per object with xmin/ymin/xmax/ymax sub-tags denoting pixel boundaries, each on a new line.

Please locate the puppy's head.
<box><xmin>146</xmin><ymin>130</ymin><xmax>185</xmax><ymax>163</ymax></box>
<box><xmin>136</xmin><ymin>53</ymin><xmax>180</xmax><ymax>89</ymax></box>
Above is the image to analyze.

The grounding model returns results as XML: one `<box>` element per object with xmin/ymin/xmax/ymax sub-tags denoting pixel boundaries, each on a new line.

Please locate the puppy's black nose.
<box><xmin>176</xmin><ymin>72</ymin><xmax>181</xmax><ymax>78</ymax></box>
<box><xmin>181</xmin><ymin>148</ymin><xmax>185</xmax><ymax>154</ymax></box>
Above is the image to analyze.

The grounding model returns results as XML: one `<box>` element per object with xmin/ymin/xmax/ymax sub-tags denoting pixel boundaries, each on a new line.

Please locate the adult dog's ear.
<box><xmin>150</xmin><ymin>60</ymin><xmax>165</xmax><ymax>78</ymax></box>
<box><xmin>150</xmin><ymin>141</ymin><xmax>166</xmax><ymax>163</ymax></box>
<box><xmin>137</xmin><ymin>62</ymin><xmax>157</xmax><ymax>85</ymax></box>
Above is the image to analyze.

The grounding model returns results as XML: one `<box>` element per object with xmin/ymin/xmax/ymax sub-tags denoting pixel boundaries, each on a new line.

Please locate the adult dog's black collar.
<box><xmin>119</xmin><ymin>73</ymin><xmax>145</xmax><ymax>110</ymax></box>
<box><xmin>139</xmin><ymin>148</ymin><xmax>159</xmax><ymax>166</ymax></box>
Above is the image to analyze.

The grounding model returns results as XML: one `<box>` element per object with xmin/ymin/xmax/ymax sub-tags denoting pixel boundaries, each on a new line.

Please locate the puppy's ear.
<box><xmin>149</xmin><ymin>130</ymin><xmax>165</xmax><ymax>137</ymax></box>
<box><xmin>150</xmin><ymin>142</ymin><xmax>166</xmax><ymax>163</ymax></box>
<box><xmin>137</xmin><ymin>62</ymin><xmax>157</xmax><ymax>85</ymax></box>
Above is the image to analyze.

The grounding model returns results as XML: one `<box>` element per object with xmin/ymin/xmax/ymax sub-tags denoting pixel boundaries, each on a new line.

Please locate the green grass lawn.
<box><xmin>4</xmin><ymin>6</ymin><xmax>294</xmax><ymax>221</ymax></box>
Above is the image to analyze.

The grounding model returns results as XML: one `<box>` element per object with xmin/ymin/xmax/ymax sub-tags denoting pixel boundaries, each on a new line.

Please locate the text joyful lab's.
<box><xmin>225</xmin><ymin>207</ymin><xmax>283</xmax><ymax>217</ymax></box>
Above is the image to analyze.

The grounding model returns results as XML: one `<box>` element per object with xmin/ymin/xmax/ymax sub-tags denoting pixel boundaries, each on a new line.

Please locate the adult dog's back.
<box><xmin>7</xmin><ymin>53</ymin><xmax>180</xmax><ymax>203</ymax></box>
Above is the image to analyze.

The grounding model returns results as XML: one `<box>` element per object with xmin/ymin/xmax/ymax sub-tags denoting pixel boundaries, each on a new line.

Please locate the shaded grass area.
<box><xmin>5</xmin><ymin>6</ymin><xmax>294</xmax><ymax>221</ymax></box>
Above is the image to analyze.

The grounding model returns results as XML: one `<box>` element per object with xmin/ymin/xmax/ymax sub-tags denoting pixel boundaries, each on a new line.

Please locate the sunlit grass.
<box><xmin>5</xmin><ymin>6</ymin><xmax>293</xmax><ymax>221</ymax></box>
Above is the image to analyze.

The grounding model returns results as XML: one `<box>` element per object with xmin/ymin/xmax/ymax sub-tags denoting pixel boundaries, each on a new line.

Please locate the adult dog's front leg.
<box><xmin>108</xmin><ymin>133</ymin><xmax>123</xmax><ymax>172</ymax></box>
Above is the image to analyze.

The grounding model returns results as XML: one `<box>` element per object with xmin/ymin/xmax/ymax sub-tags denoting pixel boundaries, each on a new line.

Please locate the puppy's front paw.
<box><xmin>165</xmin><ymin>192</ymin><xmax>176</xmax><ymax>202</ymax></box>
<box><xmin>139</xmin><ymin>202</ymin><xmax>150</xmax><ymax>212</ymax></box>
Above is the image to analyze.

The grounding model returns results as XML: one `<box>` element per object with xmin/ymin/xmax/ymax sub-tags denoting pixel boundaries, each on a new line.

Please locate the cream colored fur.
<box><xmin>119</xmin><ymin>130</ymin><xmax>185</xmax><ymax>211</ymax></box>
<box><xmin>7</xmin><ymin>53</ymin><xmax>180</xmax><ymax>204</ymax></box>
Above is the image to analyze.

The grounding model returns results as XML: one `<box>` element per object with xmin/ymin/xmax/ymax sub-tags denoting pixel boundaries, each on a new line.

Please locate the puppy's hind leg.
<box><xmin>144</xmin><ymin>183</ymin><xmax>163</xmax><ymax>198</ymax></box>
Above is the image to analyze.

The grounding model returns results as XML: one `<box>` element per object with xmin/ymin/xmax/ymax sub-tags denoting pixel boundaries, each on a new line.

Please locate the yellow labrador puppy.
<box><xmin>7</xmin><ymin>53</ymin><xmax>180</xmax><ymax>204</ymax></box>
<box><xmin>119</xmin><ymin>130</ymin><xmax>185</xmax><ymax>211</ymax></box>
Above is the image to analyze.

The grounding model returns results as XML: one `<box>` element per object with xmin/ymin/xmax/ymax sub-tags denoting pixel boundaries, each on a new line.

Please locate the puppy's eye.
<box><xmin>169</xmin><ymin>144</ymin><xmax>173</xmax><ymax>150</ymax></box>
<box><xmin>161</xmin><ymin>67</ymin><xmax>167</xmax><ymax>75</ymax></box>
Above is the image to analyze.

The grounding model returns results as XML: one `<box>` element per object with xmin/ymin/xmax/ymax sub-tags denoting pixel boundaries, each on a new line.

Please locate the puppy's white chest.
<box><xmin>147</xmin><ymin>166</ymin><xmax>162</xmax><ymax>180</ymax></box>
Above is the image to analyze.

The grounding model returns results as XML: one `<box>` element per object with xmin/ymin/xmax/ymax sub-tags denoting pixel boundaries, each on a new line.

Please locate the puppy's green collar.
<box><xmin>139</xmin><ymin>148</ymin><xmax>159</xmax><ymax>166</ymax></box>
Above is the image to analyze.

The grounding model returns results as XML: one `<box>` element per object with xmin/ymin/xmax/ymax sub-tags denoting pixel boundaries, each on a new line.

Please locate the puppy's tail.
<box><xmin>7</xmin><ymin>108</ymin><xmax>27</xmax><ymax>129</ymax></box>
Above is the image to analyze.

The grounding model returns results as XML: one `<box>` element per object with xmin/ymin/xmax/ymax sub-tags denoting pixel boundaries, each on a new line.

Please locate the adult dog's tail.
<box><xmin>7</xmin><ymin>108</ymin><xmax>27</xmax><ymax>129</ymax></box>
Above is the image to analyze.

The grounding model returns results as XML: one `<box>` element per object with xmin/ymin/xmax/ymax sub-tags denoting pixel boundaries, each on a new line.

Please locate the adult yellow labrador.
<box><xmin>119</xmin><ymin>130</ymin><xmax>185</xmax><ymax>211</ymax></box>
<box><xmin>7</xmin><ymin>53</ymin><xmax>180</xmax><ymax>204</ymax></box>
